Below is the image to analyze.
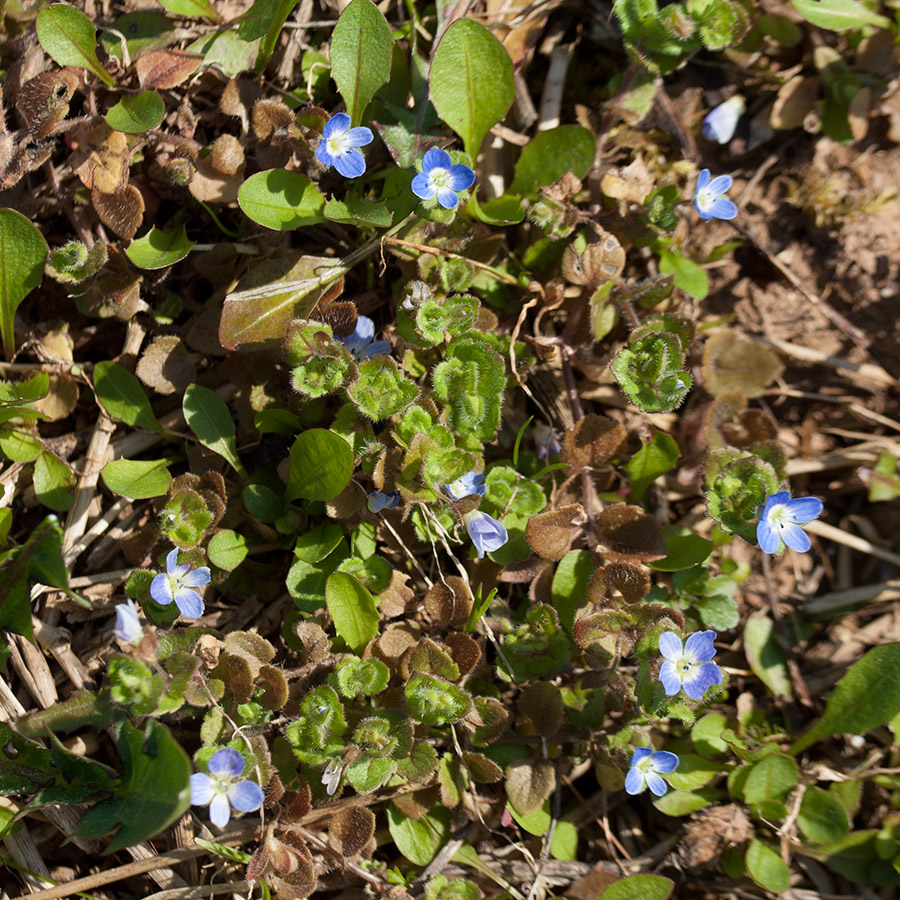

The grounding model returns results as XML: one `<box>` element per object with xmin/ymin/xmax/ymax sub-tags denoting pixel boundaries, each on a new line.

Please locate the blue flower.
<box><xmin>757</xmin><ymin>491</ymin><xmax>823</xmax><ymax>554</ymax></box>
<box><xmin>315</xmin><ymin>113</ymin><xmax>374</xmax><ymax>179</ymax></box>
<box><xmin>114</xmin><ymin>600</ymin><xmax>142</xmax><ymax>645</ymax></box>
<box><xmin>701</xmin><ymin>96</ymin><xmax>745</xmax><ymax>144</ymax></box>
<box><xmin>625</xmin><ymin>747</ymin><xmax>679</xmax><ymax>796</ymax></box>
<box><xmin>462</xmin><ymin>509</ymin><xmax>508</xmax><ymax>559</ymax></box>
<box><xmin>411</xmin><ymin>148</ymin><xmax>476</xmax><ymax>210</ymax></box>
<box><xmin>190</xmin><ymin>747</ymin><xmax>264</xmax><ymax>828</ymax></box>
<box><xmin>658</xmin><ymin>630</ymin><xmax>723</xmax><ymax>701</ymax></box>
<box><xmin>444</xmin><ymin>471</ymin><xmax>486</xmax><ymax>500</ymax></box>
<box><xmin>150</xmin><ymin>548</ymin><xmax>211</xmax><ymax>619</ymax></box>
<box><xmin>340</xmin><ymin>315</ymin><xmax>391</xmax><ymax>360</ymax></box>
<box><xmin>367</xmin><ymin>490</ymin><xmax>400</xmax><ymax>513</ymax></box>
<box><xmin>694</xmin><ymin>169</ymin><xmax>738</xmax><ymax>221</ymax></box>
<box><xmin>533</xmin><ymin>422</ymin><xmax>561</xmax><ymax>460</ymax></box>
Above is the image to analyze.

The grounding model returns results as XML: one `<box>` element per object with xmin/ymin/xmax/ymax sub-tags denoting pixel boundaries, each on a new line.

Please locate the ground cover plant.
<box><xmin>0</xmin><ymin>0</ymin><xmax>899</xmax><ymax>897</ymax></box>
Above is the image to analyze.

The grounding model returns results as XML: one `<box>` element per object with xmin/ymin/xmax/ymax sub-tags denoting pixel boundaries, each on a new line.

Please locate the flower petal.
<box><xmin>114</xmin><ymin>601</ymin><xmax>142</xmax><ymax>644</ymax></box>
<box><xmin>696</xmin><ymin>168</ymin><xmax>711</xmax><ymax>190</ymax></box>
<box><xmin>624</xmin><ymin>767</ymin><xmax>646</xmax><ymax>795</ymax></box>
<box><xmin>681</xmin><ymin>661</ymin><xmax>723</xmax><ymax>700</ymax></box>
<box><xmin>629</xmin><ymin>747</ymin><xmax>653</xmax><ymax>767</ymax></box>
<box><xmin>209</xmin><ymin>747</ymin><xmax>246</xmax><ymax>778</ymax></box>
<box><xmin>343</xmin><ymin>126</ymin><xmax>373</xmax><ymax>148</ymax></box>
<box><xmin>707</xmin><ymin>174</ymin><xmax>733</xmax><ymax>195</ymax></box>
<box><xmin>763</xmin><ymin>491</ymin><xmax>791</xmax><ymax>516</ymax></box>
<box><xmin>658</xmin><ymin>631</ymin><xmax>682</xmax><ymax>661</ymax></box>
<box><xmin>190</xmin><ymin>772</ymin><xmax>216</xmax><ymax>807</ymax></box>
<box><xmin>445</xmin><ymin>472</ymin><xmax>485</xmax><ymax>500</ymax></box>
<box><xmin>411</xmin><ymin>171</ymin><xmax>435</xmax><ymax>200</ymax></box>
<box><xmin>756</xmin><ymin>518</ymin><xmax>781</xmax><ymax>554</ymax></box>
<box><xmin>708</xmin><ymin>197</ymin><xmax>738</xmax><ymax>220</ymax></box>
<box><xmin>209</xmin><ymin>792</ymin><xmax>232</xmax><ymax>828</ymax></box>
<box><xmin>694</xmin><ymin>197</ymin><xmax>713</xmax><ymax>220</ymax></box>
<box><xmin>323</xmin><ymin>113</ymin><xmax>350</xmax><ymax>138</ymax></box>
<box><xmin>684</xmin><ymin>630</ymin><xmax>717</xmax><ymax>663</ymax></box>
<box><xmin>229</xmin><ymin>780</ymin><xmax>264</xmax><ymax>813</ymax></box>
<box><xmin>333</xmin><ymin>147</ymin><xmax>366</xmax><ymax>179</ymax></box>
<box><xmin>360</xmin><ymin>339</ymin><xmax>392</xmax><ymax>358</ymax></box>
<box><xmin>786</xmin><ymin>496</ymin><xmax>823</xmax><ymax>524</ymax></box>
<box><xmin>150</xmin><ymin>573</ymin><xmax>174</xmax><ymax>606</ymax></box>
<box><xmin>422</xmin><ymin>148</ymin><xmax>452</xmax><ymax>172</ymax></box>
<box><xmin>436</xmin><ymin>187</ymin><xmax>460</xmax><ymax>210</ymax></box>
<box><xmin>448</xmin><ymin>163</ymin><xmax>475</xmax><ymax>191</ymax></box>
<box><xmin>658</xmin><ymin>659</ymin><xmax>682</xmax><ymax>697</ymax></box>
<box><xmin>781</xmin><ymin>522</ymin><xmax>812</xmax><ymax>553</ymax></box>
<box><xmin>650</xmin><ymin>750</ymin><xmax>679</xmax><ymax>774</ymax></box>
<box><xmin>173</xmin><ymin>587</ymin><xmax>204</xmax><ymax>618</ymax></box>
<box><xmin>165</xmin><ymin>548</ymin><xmax>180</xmax><ymax>575</ymax></box>
<box><xmin>182</xmin><ymin>566</ymin><xmax>211</xmax><ymax>588</ymax></box>
<box><xmin>315</xmin><ymin>139</ymin><xmax>336</xmax><ymax>168</ymax></box>
<box><xmin>464</xmin><ymin>510</ymin><xmax>508</xmax><ymax>558</ymax></box>
<box><xmin>645</xmin><ymin>771</ymin><xmax>668</xmax><ymax>796</ymax></box>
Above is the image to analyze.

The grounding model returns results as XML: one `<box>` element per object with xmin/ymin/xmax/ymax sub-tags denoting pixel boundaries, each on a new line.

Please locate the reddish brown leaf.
<box><xmin>91</xmin><ymin>185</ymin><xmax>144</xmax><ymax>239</ymax></box>
<box><xmin>135</xmin><ymin>49</ymin><xmax>203</xmax><ymax>89</ymax></box>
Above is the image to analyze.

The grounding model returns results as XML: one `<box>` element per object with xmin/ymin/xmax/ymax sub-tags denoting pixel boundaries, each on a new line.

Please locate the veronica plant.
<box><xmin>701</xmin><ymin>95</ymin><xmax>745</xmax><ymax>143</ymax></box>
<box><xmin>694</xmin><ymin>169</ymin><xmax>738</xmax><ymax>221</ymax></box>
<box><xmin>315</xmin><ymin>113</ymin><xmax>374</xmax><ymax>178</ymax></box>
<box><xmin>150</xmin><ymin>549</ymin><xmax>211</xmax><ymax>618</ymax></box>
<box><xmin>757</xmin><ymin>492</ymin><xmax>824</xmax><ymax>554</ymax></box>
<box><xmin>658</xmin><ymin>630</ymin><xmax>723</xmax><ymax>700</ymax></box>
<box><xmin>624</xmin><ymin>747</ymin><xmax>679</xmax><ymax>796</ymax></box>
<box><xmin>190</xmin><ymin>747</ymin><xmax>264</xmax><ymax>828</ymax></box>
<box><xmin>411</xmin><ymin>149</ymin><xmax>476</xmax><ymax>210</ymax></box>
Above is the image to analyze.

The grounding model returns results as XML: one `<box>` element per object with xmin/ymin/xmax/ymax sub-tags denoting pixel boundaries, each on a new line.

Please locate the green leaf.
<box><xmin>99</xmin><ymin>12</ymin><xmax>175</xmax><ymax>60</ymax></box>
<box><xmin>207</xmin><ymin>530</ymin><xmax>248</xmax><ymax>570</ymax></box>
<box><xmin>238</xmin><ymin>170</ymin><xmax>325</xmax><ymax>231</ymax></box>
<box><xmin>0</xmin><ymin>431</ymin><xmax>42</xmax><ymax>463</ymax></box>
<box><xmin>658</xmin><ymin>246</ymin><xmax>709</xmax><ymax>300</ymax></box>
<box><xmin>33</xmin><ymin>452</ymin><xmax>75</xmax><ymax>512</ymax></box>
<box><xmin>286</xmin><ymin>428</ymin><xmax>354</xmax><ymax>503</ymax></box>
<box><xmin>652</xmin><ymin>787</ymin><xmax>720</xmax><ymax>816</ymax></box>
<box><xmin>295</xmin><ymin>522</ymin><xmax>345</xmax><ymax>564</ymax></box>
<box><xmin>324</xmin><ymin>197</ymin><xmax>392</xmax><ymax>228</ymax></box>
<box><xmin>509</xmin><ymin>126</ymin><xmax>596</xmax><ymax>199</ymax></box>
<box><xmin>93</xmin><ymin>361</ymin><xmax>162</xmax><ymax>431</ymax></box>
<box><xmin>798</xmin><ymin>786</ymin><xmax>850</xmax><ymax>844</ymax></box>
<box><xmin>743</xmin><ymin>754</ymin><xmax>798</xmax><ymax>805</ymax></box>
<box><xmin>0</xmin><ymin>209</ymin><xmax>49</xmax><ymax>360</ymax></box>
<box><xmin>599</xmin><ymin>874</ymin><xmax>674</xmax><ymax>900</ymax></box>
<box><xmin>158</xmin><ymin>0</ymin><xmax>220</xmax><ymax>20</ymax></box>
<box><xmin>387</xmin><ymin>804</ymin><xmax>451</xmax><ymax>866</ymax></box>
<box><xmin>743</xmin><ymin>610</ymin><xmax>792</xmax><ymax>698</ymax></box>
<box><xmin>101</xmin><ymin>458</ymin><xmax>173</xmax><ymax>499</ymax></box>
<box><xmin>791</xmin><ymin>643</ymin><xmax>900</xmax><ymax>754</ymax></box>
<box><xmin>648</xmin><ymin>533</ymin><xmax>714</xmax><ymax>572</ymax></box>
<box><xmin>126</xmin><ymin>224</ymin><xmax>194</xmax><ymax>270</ymax></box>
<box><xmin>246</xmin><ymin>0</ymin><xmax>299</xmax><ymax>74</ymax></box>
<box><xmin>325</xmin><ymin>571</ymin><xmax>379</xmax><ymax>653</ymax></box>
<box><xmin>35</xmin><ymin>5</ymin><xmax>116</xmax><ymax>86</ymax></box>
<box><xmin>745</xmin><ymin>840</ymin><xmax>790</xmax><ymax>893</ymax></box>
<box><xmin>792</xmin><ymin>0</ymin><xmax>890</xmax><ymax>30</ymax></box>
<box><xmin>330</xmin><ymin>0</ymin><xmax>393</xmax><ymax>125</ymax></box>
<box><xmin>507</xmin><ymin>799</ymin><xmax>550</xmax><ymax>835</ymax></box>
<box><xmin>76</xmin><ymin>719</ymin><xmax>191</xmax><ymax>853</ymax></box>
<box><xmin>104</xmin><ymin>91</ymin><xmax>165</xmax><ymax>133</ymax></box>
<box><xmin>550</xmin><ymin>549</ymin><xmax>593</xmax><ymax>635</ymax></box>
<box><xmin>430</xmin><ymin>18</ymin><xmax>515</xmax><ymax>158</ymax></box>
<box><xmin>624</xmin><ymin>430</ymin><xmax>679</xmax><ymax>501</ymax></box>
<box><xmin>183</xmin><ymin>384</ymin><xmax>246</xmax><ymax>477</ymax></box>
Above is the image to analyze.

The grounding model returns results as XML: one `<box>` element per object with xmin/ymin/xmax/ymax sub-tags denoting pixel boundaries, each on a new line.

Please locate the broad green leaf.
<box><xmin>104</xmin><ymin>90</ymin><xmax>165</xmax><ymax>133</ymax></box>
<box><xmin>159</xmin><ymin>0</ymin><xmax>220</xmax><ymax>20</ymax></box>
<box><xmin>744</xmin><ymin>610</ymin><xmax>792</xmax><ymax>699</ymax></box>
<box><xmin>76</xmin><ymin>719</ymin><xmax>191</xmax><ymax>852</ymax></box>
<box><xmin>648</xmin><ymin>533</ymin><xmax>714</xmax><ymax>572</ymax></box>
<box><xmin>239</xmin><ymin>0</ymin><xmax>298</xmax><ymax>73</ymax></box>
<box><xmin>286</xmin><ymin>428</ymin><xmax>353</xmax><ymax>502</ymax></box>
<box><xmin>745</xmin><ymin>840</ymin><xmax>790</xmax><ymax>893</ymax></box>
<box><xmin>792</xmin><ymin>0</ymin><xmax>890</xmax><ymax>30</ymax></box>
<box><xmin>691</xmin><ymin>712</ymin><xmax>729</xmax><ymax>756</ymax></box>
<box><xmin>238</xmin><ymin>170</ymin><xmax>325</xmax><ymax>231</ymax></box>
<box><xmin>207</xmin><ymin>529</ymin><xmax>248</xmax><ymax>570</ymax></box>
<box><xmin>325</xmin><ymin>570</ymin><xmax>379</xmax><ymax>653</ymax></box>
<box><xmin>652</xmin><ymin>787</ymin><xmax>720</xmax><ymax>816</ymax></box>
<box><xmin>550</xmin><ymin>549</ymin><xmax>593</xmax><ymax>635</ymax></box>
<box><xmin>658</xmin><ymin>246</ymin><xmax>708</xmax><ymax>301</ymax></box>
<box><xmin>33</xmin><ymin>452</ymin><xmax>75</xmax><ymax>512</ymax></box>
<box><xmin>93</xmin><ymin>361</ymin><xmax>162</xmax><ymax>431</ymax></box>
<box><xmin>126</xmin><ymin>224</ymin><xmax>194</xmax><ymax>269</ymax></box>
<box><xmin>324</xmin><ymin>197</ymin><xmax>392</xmax><ymax>228</ymax></box>
<box><xmin>507</xmin><ymin>799</ymin><xmax>550</xmax><ymax>835</ymax></box>
<box><xmin>295</xmin><ymin>522</ymin><xmax>345</xmax><ymax>564</ymax></box>
<box><xmin>0</xmin><ymin>431</ymin><xmax>42</xmax><ymax>462</ymax></box>
<box><xmin>624</xmin><ymin>430</ymin><xmax>679</xmax><ymax>501</ymax></box>
<box><xmin>387</xmin><ymin>804</ymin><xmax>451</xmax><ymax>866</ymax></box>
<box><xmin>0</xmin><ymin>210</ymin><xmax>49</xmax><ymax>360</ymax></box>
<box><xmin>331</xmin><ymin>0</ymin><xmax>393</xmax><ymax>125</ymax></box>
<box><xmin>509</xmin><ymin>126</ymin><xmax>596</xmax><ymax>198</ymax></box>
<box><xmin>36</xmin><ymin>5</ymin><xmax>116</xmax><ymax>86</ymax></box>
<box><xmin>101</xmin><ymin>458</ymin><xmax>172</xmax><ymax>499</ymax></box>
<box><xmin>791</xmin><ymin>643</ymin><xmax>900</xmax><ymax>754</ymax></box>
<box><xmin>600</xmin><ymin>875</ymin><xmax>674</xmax><ymax>900</ymax></box>
<box><xmin>665</xmin><ymin>754</ymin><xmax>724</xmax><ymax>792</ymax></box>
<box><xmin>550</xmin><ymin>820</ymin><xmax>578</xmax><ymax>861</ymax></box>
<box><xmin>743</xmin><ymin>754</ymin><xmax>798</xmax><ymax>805</ymax></box>
<box><xmin>187</xmin><ymin>29</ymin><xmax>257</xmax><ymax>77</ymax></box>
<box><xmin>183</xmin><ymin>384</ymin><xmax>246</xmax><ymax>477</ymax></box>
<box><xmin>798</xmin><ymin>786</ymin><xmax>850</xmax><ymax>844</ymax></box>
<box><xmin>100</xmin><ymin>12</ymin><xmax>175</xmax><ymax>60</ymax></box>
<box><xmin>430</xmin><ymin>18</ymin><xmax>515</xmax><ymax>158</ymax></box>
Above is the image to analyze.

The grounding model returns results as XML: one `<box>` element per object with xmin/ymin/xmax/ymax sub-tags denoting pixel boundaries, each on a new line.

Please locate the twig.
<box><xmin>144</xmin><ymin>884</ymin><xmax>252</xmax><ymax>900</ymax></box>
<box><xmin>381</xmin><ymin>237</ymin><xmax>522</xmax><ymax>286</ymax></box>
<box><xmin>803</xmin><ymin>579</ymin><xmax>900</xmax><ymax>614</ymax></box>
<box><xmin>805</xmin><ymin>519</ymin><xmax>900</xmax><ymax>568</ymax></box>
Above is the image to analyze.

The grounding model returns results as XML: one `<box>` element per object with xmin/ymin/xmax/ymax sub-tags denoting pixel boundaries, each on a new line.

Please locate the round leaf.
<box><xmin>101</xmin><ymin>458</ymin><xmax>173</xmax><ymax>499</ymax></box>
<box><xmin>93</xmin><ymin>361</ymin><xmax>162</xmax><ymax>431</ymax></box>
<box><xmin>104</xmin><ymin>90</ymin><xmax>165</xmax><ymax>133</ymax></box>
<box><xmin>510</xmin><ymin>126</ymin><xmax>595</xmax><ymax>199</ymax></box>
<box><xmin>287</xmin><ymin>429</ymin><xmax>353</xmax><ymax>502</ymax></box>
<box><xmin>238</xmin><ymin>170</ymin><xmax>325</xmax><ymax>230</ymax></box>
<box><xmin>745</xmin><ymin>840</ymin><xmax>790</xmax><ymax>893</ymax></box>
<box><xmin>126</xmin><ymin>224</ymin><xmax>194</xmax><ymax>270</ymax></box>
<box><xmin>207</xmin><ymin>530</ymin><xmax>248</xmax><ymax>571</ymax></box>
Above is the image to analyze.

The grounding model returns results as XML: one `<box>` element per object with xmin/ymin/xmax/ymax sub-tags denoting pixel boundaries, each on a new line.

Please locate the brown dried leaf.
<box><xmin>596</xmin><ymin>504</ymin><xmax>666</xmax><ymax>563</ymax></box>
<box><xmin>391</xmin><ymin>785</ymin><xmax>439</xmax><ymax>821</ymax></box>
<box><xmin>423</xmin><ymin>577</ymin><xmax>471</xmax><ymax>628</ymax></box>
<box><xmin>135</xmin><ymin>334</ymin><xmax>199</xmax><ymax>395</ymax></box>
<box><xmin>32</xmin><ymin>375</ymin><xmax>79</xmax><ymax>420</ymax></box>
<box><xmin>505</xmin><ymin>758</ymin><xmax>556</xmax><ymax>816</ymax></box>
<box><xmin>211</xmin><ymin>653</ymin><xmax>254</xmax><ymax>703</ymax></box>
<box><xmin>587</xmin><ymin>562</ymin><xmax>650</xmax><ymax>606</ymax></box>
<box><xmin>771</xmin><ymin>75</ymin><xmax>820</xmax><ymax>131</ymax></box>
<box><xmin>253</xmin><ymin>98</ymin><xmax>298</xmax><ymax>142</ymax></box>
<box><xmin>407</xmin><ymin>637</ymin><xmax>459</xmax><ymax>681</ymax></box>
<box><xmin>325</xmin><ymin>480</ymin><xmax>365</xmax><ymax>519</ymax></box>
<box><xmin>600</xmin><ymin>157</ymin><xmax>654</xmax><ymax>205</ymax></box>
<box><xmin>466</xmin><ymin>695</ymin><xmax>510</xmax><ymax>746</ymax></box>
<box><xmin>210</xmin><ymin>133</ymin><xmax>245</xmax><ymax>175</ymax></box>
<box><xmin>16</xmin><ymin>68</ymin><xmax>80</xmax><ymax>139</ymax></box>
<box><xmin>443</xmin><ymin>631</ymin><xmax>481</xmax><ymax>677</ymax></box>
<box><xmin>224</xmin><ymin>631</ymin><xmax>276</xmax><ymax>677</ymax></box>
<box><xmin>189</xmin><ymin>156</ymin><xmax>241</xmax><ymax>204</ymax></box>
<box><xmin>525</xmin><ymin>503</ymin><xmax>584</xmax><ymax>560</ymax></box>
<box><xmin>562</xmin><ymin>228</ymin><xmax>626</xmax><ymax>286</ymax></box>
<box><xmin>376</xmin><ymin>569</ymin><xmax>414</xmax><ymax>619</ymax></box>
<box><xmin>518</xmin><ymin>682</ymin><xmax>563</xmax><ymax>737</ymax></box>
<box><xmin>280</xmin><ymin>780</ymin><xmax>312</xmax><ymax>823</ymax></box>
<box><xmin>678</xmin><ymin>804</ymin><xmax>752</xmax><ymax>869</ymax></box>
<box><xmin>562</xmin><ymin>414</ymin><xmax>627</xmax><ymax>472</ymax></box>
<box><xmin>328</xmin><ymin>807</ymin><xmax>375</xmax><ymax>857</ymax></box>
<box><xmin>92</xmin><ymin>185</ymin><xmax>144</xmax><ymax>239</ymax></box>
<box><xmin>72</xmin><ymin>123</ymin><xmax>130</xmax><ymax>193</ymax></box>
<box><xmin>463</xmin><ymin>751</ymin><xmax>503</xmax><ymax>784</ymax></box>
<box><xmin>221</xmin><ymin>78</ymin><xmax>263</xmax><ymax>131</ymax></box>
<box><xmin>135</xmin><ymin>49</ymin><xmax>203</xmax><ymax>90</ymax></box>
<box><xmin>702</xmin><ymin>329</ymin><xmax>784</xmax><ymax>398</ymax></box>
<box><xmin>259</xmin><ymin>665</ymin><xmax>288</xmax><ymax>710</ymax></box>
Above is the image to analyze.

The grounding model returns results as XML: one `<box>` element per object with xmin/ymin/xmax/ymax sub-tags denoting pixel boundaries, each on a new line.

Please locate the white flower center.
<box><xmin>215</xmin><ymin>777</ymin><xmax>232</xmax><ymax>794</ymax></box>
<box><xmin>429</xmin><ymin>167</ymin><xmax>451</xmax><ymax>190</ymax></box>
<box><xmin>675</xmin><ymin>654</ymin><xmax>693</xmax><ymax>675</ymax></box>
<box><xmin>327</xmin><ymin>134</ymin><xmax>347</xmax><ymax>155</ymax></box>
<box><xmin>766</xmin><ymin>503</ymin><xmax>791</xmax><ymax>529</ymax></box>
<box><xmin>696</xmin><ymin>186</ymin><xmax>716</xmax><ymax>210</ymax></box>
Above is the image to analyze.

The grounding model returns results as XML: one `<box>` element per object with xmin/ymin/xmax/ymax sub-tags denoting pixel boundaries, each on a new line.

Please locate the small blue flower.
<box><xmin>315</xmin><ymin>113</ymin><xmax>374</xmax><ymax>179</ymax></box>
<box><xmin>340</xmin><ymin>315</ymin><xmax>391</xmax><ymax>360</ymax></box>
<box><xmin>625</xmin><ymin>747</ymin><xmax>679</xmax><ymax>796</ymax></box>
<box><xmin>658</xmin><ymin>630</ymin><xmax>723</xmax><ymax>701</ymax></box>
<box><xmin>694</xmin><ymin>169</ymin><xmax>738</xmax><ymax>221</ymax></box>
<box><xmin>150</xmin><ymin>548</ymin><xmax>211</xmax><ymax>619</ymax></box>
<box><xmin>757</xmin><ymin>491</ymin><xmax>823</xmax><ymax>554</ymax></box>
<box><xmin>367</xmin><ymin>490</ymin><xmax>400</xmax><ymax>514</ymax></box>
<box><xmin>411</xmin><ymin>148</ymin><xmax>476</xmax><ymax>210</ymax></box>
<box><xmin>701</xmin><ymin>96</ymin><xmax>746</xmax><ymax>144</ymax></box>
<box><xmin>190</xmin><ymin>747</ymin><xmax>264</xmax><ymax>828</ymax></box>
<box><xmin>114</xmin><ymin>599</ymin><xmax>142</xmax><ymax>645</ymax></box>
<box><xmin>462</xmin><ymin>509</ymin><xmax>508</xmax><ymax>559</ymax></box>
<box><xmin>444</xmin><ymin>471</ymin><xmax>486</xmax><ymax>500</ymax></box>
<box><xmin>533</xmin><ymin>422</ymin><xmax>562</xmax><ymax>460</ymax></box>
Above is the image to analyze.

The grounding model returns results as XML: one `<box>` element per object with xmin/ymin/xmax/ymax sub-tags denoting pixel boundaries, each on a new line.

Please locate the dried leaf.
<box><xmin>72</xmin><ymin>122</ymin><xmax>130</xmax><ymax>193</ymax></box>
<box><xmin>518</xmin><ymin>682</ymin><xmax>563</xmax><ymax>736</ymax></box>
<box><xmin>135</xmin><ymin>49</ymin><xmax>203</xmax><ymax>89</ymax></box>
<box><xmin>600</xmin><ymin>157</ymin><xmax>655</xmax><ymax>205</ymax></box>
<box><xmin>525</xmin><ymin>503</ymin><xmax>584</xmax><ymax>560</ymax></box>
<box><xmin>770</xmin><ymin>75</ymin><xmax>820</xmax><ymax>131</ymax></box>
<box><xmin>189</xmin><ymin>156</ymin><xmax>241</xmax><ymax>204</ymax></box>
<box><xmin>505</xmin><ymin>758</ymin><xmax>556</xmax><ymax>816</ymax></box>
<box><xmin>463</xmin><ymin>751</ymin><xmax>503</xmax><ymax>784</ymax></box>
<box><xmin>16</xmin><ymin>68</ymin><xmax>80</xmax><ymax>138</ymax></box>
<box><xmin>596</xmin><ymin>504</ymin><xmax>666</xmax><ymax>563</ymax></box>
<box><xmin>587</xmin><ymin>562</ymin><xmax>650</xmax><ymax>605</ymax></box>
<box><xmin>562</xmin><ymin>414</ymin><xmax>627</xmax><ymax>471</ymax></box>
<box><xmin>253</xmin><ymin>98</ymin><xmax>298</xmax><ymax>142</ymax></box>
<box><xmin>92</xmin><ymin>185</ymin><xmax>144</xmax><ymax>239</ymax></box>
<box><xmin>328</xmin><ymin>806</ymin><xmax>375</xmax><ymax>857</ymax></box>
<box><xmin>443</xmin><ymin>631</ymin><xmax>481</xmax><ymax>677</ymax></box>
<box><xmin>702</xmin><ymin>329</ymin><xmax>784</xmax><ymax>398</ymax></box>
<box><xmin>135</xmin><ymin>334</ymin><xmax>199</xmax><ymax>395</ymax></box>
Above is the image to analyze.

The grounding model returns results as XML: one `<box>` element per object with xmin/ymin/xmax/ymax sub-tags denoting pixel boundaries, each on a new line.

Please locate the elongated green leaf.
<box><xmin>101</xmin><ymin>458</ymin><xmax>172</xmax><ymax>499</ymax></box>
<box><xmin>331</xmin><ymin>0</ymin><xmax>393</xmax><ymax>125</ymax></box>
<box><xmin>792</xmin><ymin>0</ymin><xmax>890</xmax><ymax>30</ymax></box>
<box><xmin>183</xmin><ymin>384</ymin><xmax>246</xmax><ymax>477</ymax></box>
<box><xmin>509</xmin><ymin>126</ymin><xmax>595</xmax><ymax>199</ymax></box>
<box><xmin>623</xmin><ymin>430</ymin><xmax>679</xmax><ymax>501</ymax></box>
<box><xmin>104</xmin><ymin>90</ymin><xmax>165</xmax><ymax>133</ymax></box>
<box><xmin>158</xmin><ymin>0</ymin><xmax>220</xmax><ymax>20</ymax></box>
<box><xmin>791</xmin><ymin>643</ymin><xmax>900</xmax><ymax>754</ymax></box>
<box><xmin>33</xmin><ymin>452</ymin><xmax>75</xmax><ymax>512</ymax></box>
<box><xmin>326</xmin><ymin>571</ymin><xmax>379</xmax><ymax>653</ymax></box>
<box><xmin>0</xmin><ymin>210</ymin><xmax>49</xmax><ymax>360</ymax></box>
<box><xmin>744</xmin><ymin>611</ymin><xmax>792</xmax><ymax>699</ymax></box>
<box><xmin>93</xmin><ymin>361</ymin><xmax>162</xmax><ymax>431</ymax></box>
<box><xmin>36</xmin><ymin>5</ymin><xmax>116</xmax><ymax>86</ymax></box>
<box><xmin>386</xmin><ymin>805</ymin><xmax>451</xmax><ymax>866</ymax></box>
<box><xmin>658</xmin><ymin>246</ymin><xmax>708</xmax><ymax>301</ymax></box>
<box><xmin>286</xmin><ymin>429</ymin><xmax>353</xmax><ymax>502</ymax></box>
<box><xmin>600</xmin><ymin>875</ymin><xmax>674</xmax><ymax>900</ymax></box>
<box><xmin>238</xmin><ymin>170</ymin><xmax>325</xmax><ymax>231</ymax></box>
<box><xmin>126</xmin><ymin>224</ymin><xmax>194</xmax><ymax>270</ymax></box>
<box><xmin>798</xmin><ymin>786</ymin><xmax>850</xmax><ymax>844</ymax></box>
<box><xmin>745</xmin><ymin>840</ymin><xmax>790</xmax><ymax>893</ymax></box>
<box><xmin>430</xmin><ymin>18</ymin><xmax>515</xmax><ymax>158</ymax></box>
<box><xmin>248</xmin><ymin>0</ymin><xmax>299</xmax><ymax>74</ymax></box>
